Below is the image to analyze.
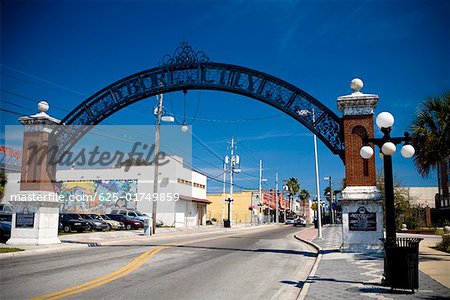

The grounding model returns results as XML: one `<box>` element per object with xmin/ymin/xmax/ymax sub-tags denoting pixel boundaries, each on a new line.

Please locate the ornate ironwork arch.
<box><xmin>55</xmin><ymin>43</ymin><xmax>345</xmax><ymax>160</ymax></box>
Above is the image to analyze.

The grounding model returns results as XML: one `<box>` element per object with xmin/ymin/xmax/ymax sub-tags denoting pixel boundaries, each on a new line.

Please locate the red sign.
<box><xmin>0</xmin><ymin>146</ymin><xmax>21</xmax><ymax>158</ymax></box>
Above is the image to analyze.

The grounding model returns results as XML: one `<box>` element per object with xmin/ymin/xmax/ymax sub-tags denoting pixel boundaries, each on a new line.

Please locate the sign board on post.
<box><xmin>15</xmin><ymin>212</ymin><xmax>35</xmax><ymax>228</ymax></box>
<box><xmin>349</xmin><ymin>206</ymin><xmax>376</xmax><ymax>231</ymax></box>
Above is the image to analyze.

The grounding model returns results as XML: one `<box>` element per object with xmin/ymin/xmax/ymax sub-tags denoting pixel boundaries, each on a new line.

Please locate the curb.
<box><xmin>293</xmin><ymin>233</ymin><xmax>322</xmax><ymax>300</ymax></box>
<box><xmin>0</xmin><ymin>243</ymin><xmax>89</xmax><ymax>259</ymax></box>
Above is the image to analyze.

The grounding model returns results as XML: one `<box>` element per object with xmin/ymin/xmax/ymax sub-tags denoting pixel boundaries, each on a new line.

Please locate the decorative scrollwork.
<box><xmin>160</xmin><ymin>42</ymin><xmax>209</xmax><ymax>66</ymax></box>
<box><xmin>56</xmin><ymin>45</ymin><xmax>344</xmax><ymax>161</ymax></box>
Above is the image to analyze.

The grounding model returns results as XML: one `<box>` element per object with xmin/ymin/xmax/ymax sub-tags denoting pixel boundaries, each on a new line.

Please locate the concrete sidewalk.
<box><xmin>296</xmin><ymin>225</ymin><xmax>450</xmax><ymax>299</ymax></box>
<box><xmin>0</xmin><ymin>223</ymin><xmax>278</xmax><ymax>258</ymax></box>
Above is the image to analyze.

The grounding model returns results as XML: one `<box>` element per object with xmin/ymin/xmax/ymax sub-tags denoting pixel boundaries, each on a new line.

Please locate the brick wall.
<box><xmin>343</xmin><ymin>114</ymin><xmax>376</xmax><ymax>186</ymax></box>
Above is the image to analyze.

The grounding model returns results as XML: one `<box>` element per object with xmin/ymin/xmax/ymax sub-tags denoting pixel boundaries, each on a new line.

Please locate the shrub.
<box><xmin>436</xmin><ymin>235</ymin><xmax>450</xmax><ymax>253</ymax></box>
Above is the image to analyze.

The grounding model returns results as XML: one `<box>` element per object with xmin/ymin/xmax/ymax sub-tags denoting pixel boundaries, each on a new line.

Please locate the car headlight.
<box><xmin>94</xmin><ymin>222</ymin><xmax>102</xmax><ymax>225</ymax></box>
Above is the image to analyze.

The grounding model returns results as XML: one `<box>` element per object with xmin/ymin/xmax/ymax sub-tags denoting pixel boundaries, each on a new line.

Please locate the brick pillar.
<box><xmin>338</xmin><ymin>79</ymin><xmax>377</xmax><ymax>187</ymax></box>
<box><xmin>19</xmin><ymin>130</ymin><xmax>56</xmax><ymax>192</ymax></box>
<box><xmin>337</xmin><ymin>79</ymin><xmax>383</xmax><ymax>253</ymax></box>
<box><xmin>7</xmin><ymin>101</ymin><xmax>62</xmax><ymax>245</ymax></box>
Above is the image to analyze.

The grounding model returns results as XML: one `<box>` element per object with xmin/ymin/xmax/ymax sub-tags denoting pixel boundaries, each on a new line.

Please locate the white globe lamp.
<box><xmin>401</xmin><ymin>144</ymin><xmax>415</xmax><ymax>158</ymax></box>
<box><xmin>38</xmin><ymin>101</ymin><xmax>49</xmax><ymax>113</ymax></box>
<box><xmin>360</xmin><ymin>146</ymin><xmax>374</xmax><ymax>159</ymax></box>
<box><xmin>181</xmin><ymin>122</ymin><xmax>189</xmax><ymax>133</ymax></box>
<box><xmin>382</xmin><ymin>142</ymin><xmax>396</xmax><ymax>156</ymax></box>
<box><xmin>376</xmin><ymin>112</ymin><xmax>395</xmax><ymax>129</ymax></box>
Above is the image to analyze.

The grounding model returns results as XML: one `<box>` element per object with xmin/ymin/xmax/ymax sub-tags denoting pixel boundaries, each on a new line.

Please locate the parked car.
<box><xmin>109</xmin><ymin>209</ymin><xmax>149</xmax><ymax>222</ymax></box>
<box><xmin>79</xmin><ymin>214</ymin><xmax>110</xmax><ymax>231</ymax></box>
<box><xmin>106</xmin><ymin>214</ymin><xmax>144</xmax><ymax>230</ymax></box>
<box><xmin>59</xmin><ymin>213</ymin><xmax>91</xmax><ymax>233</ymax></box>
<box><xmin>87</xmin><ymin>214</ymin><xmax>125</xmax><ymax>230</ymax></box>
<box><xmin>0</xmin><ymin>220</ymin><xmax>11</xmax><ymax>242</ymax></box>
<box><xmin>294</xmin><ymin>217</ymin><xmax>307</xmax><ymax>227</ymax></box>
<box><xmin>0</xmin><ymin>203</ymin><xmax>13</xmax><ymax>221</ymax></box>
<box><xmin>285</xmin><ymin>217</ymin><xmax>297</xmax><ymax>225</ymax></box>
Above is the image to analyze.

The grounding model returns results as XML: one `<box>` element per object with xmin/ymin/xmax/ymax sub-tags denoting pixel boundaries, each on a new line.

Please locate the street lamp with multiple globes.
<box><xmin>359</xmin><ymin>111</ymin><xmax>415</xmax><ymax>242</ymax></box>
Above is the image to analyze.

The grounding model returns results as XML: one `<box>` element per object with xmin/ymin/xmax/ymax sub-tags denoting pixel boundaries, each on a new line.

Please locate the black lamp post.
<box><xmin>225</xmin><ymin>197</ymin><xmax>234</xmax><ymax>228</ymax></box>
<box><xmin>360</xmin><ymin>112</ymin><xmax>415</xmax><ymax>242</ymax></box>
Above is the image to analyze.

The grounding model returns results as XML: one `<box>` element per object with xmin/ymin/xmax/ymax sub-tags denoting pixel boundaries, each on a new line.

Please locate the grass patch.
<box><xmin>0</xmin><ymin>247</ymin><xmax>24</xmax><ymax>253</ymax></box>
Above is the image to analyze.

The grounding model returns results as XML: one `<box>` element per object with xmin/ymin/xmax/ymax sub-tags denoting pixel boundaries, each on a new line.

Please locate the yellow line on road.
<box><xmin>32</xmin><ymin>246</ymin><xmax>165</xmax><ymax>300</ymax></box>
<box><xmin>32</xmin><ymin>226</ymin><xmax>280</xmax><ymax>300</ymax></box>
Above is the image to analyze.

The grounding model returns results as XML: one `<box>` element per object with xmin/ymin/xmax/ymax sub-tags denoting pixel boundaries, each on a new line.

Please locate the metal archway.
<box><xmin>54</xmin><ymin>43</ymin><xmax>344</xmax><ymax>161</ymax></box>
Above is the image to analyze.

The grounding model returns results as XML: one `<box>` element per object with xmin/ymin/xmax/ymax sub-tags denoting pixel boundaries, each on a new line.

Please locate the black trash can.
<box><xmin>381</xmin><ymin>237</ymin><xmax>423</xmax><ymax>291</ymax></box>
<box><xmin>223</xmin><ymin>219</ymin><xmax>231</xmax><ymax>228</ymax></box>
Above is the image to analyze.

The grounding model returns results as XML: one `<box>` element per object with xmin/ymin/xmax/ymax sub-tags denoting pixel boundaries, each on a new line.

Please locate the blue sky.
<box><xmin>1</xmin><ymin>0</ymin><xmax>449</xmax><ymax>196</ymax></box>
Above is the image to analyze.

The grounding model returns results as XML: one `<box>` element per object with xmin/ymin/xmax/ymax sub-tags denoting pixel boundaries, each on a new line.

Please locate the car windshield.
<box><xmin>135</xmin><ymin>211</ymin><xmax>144</xmax><ymax>216</ymax></box>
<box><xmin>101</xmin><ymin>215</ymin><xmax>111</xmax><ymax>220</ymax></box>
<box><xmin>67</xmin><ymin>214</ymin><xmax>83</xmax><ymax>220</ymax></box>
<box><xmin>89</xmin><ymin>214</ymin><xmax>100</xmax><ymax>219</ymax></box>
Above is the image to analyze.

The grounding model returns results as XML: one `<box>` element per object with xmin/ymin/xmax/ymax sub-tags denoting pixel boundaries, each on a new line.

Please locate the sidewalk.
<box><xmin>0</xmin><ymin>223</ymin><xmax>277</xmax><ymax>258</ymax></box>
<box><xmin>296</xmin><ymin>225</ymin><xmax>450</xmax><ymax>299</ymax></box>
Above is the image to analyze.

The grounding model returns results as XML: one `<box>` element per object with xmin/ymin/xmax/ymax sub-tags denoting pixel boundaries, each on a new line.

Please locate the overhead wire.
<box><xmin>1</xmin><ymin>67</ymin><xmax>263</xmax><ymax>191</ymax></box>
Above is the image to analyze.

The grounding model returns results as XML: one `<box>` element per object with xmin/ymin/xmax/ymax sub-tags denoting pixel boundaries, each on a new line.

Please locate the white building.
<box><xmin>400</xmin><ymin>186</ymin><xmax>438</xmax><ymax>208</ymax></box>
<box><xmin>3</xmin><ymin>156</ymin><xmax>209</xmax><ymax>228</ymax></box>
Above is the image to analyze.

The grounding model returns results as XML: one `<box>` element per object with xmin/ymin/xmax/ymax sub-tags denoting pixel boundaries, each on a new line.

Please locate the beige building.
<box><xmin>207</xmin><ymin>190</ymin><xmax>257</xmax><ymax>223</ymax></box>
<box><xmin>207</xmin><ymin>189</ymin><xmax>291</xmax><ymax>224</ymax></box>
<box><xmin>401</xmin><ymin>187</ymin><xmax>438</xmax><ymax>208</ymax></box>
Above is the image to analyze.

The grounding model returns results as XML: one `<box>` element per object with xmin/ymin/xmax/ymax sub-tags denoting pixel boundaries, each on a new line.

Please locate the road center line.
<box><xmin>32</xmin><ymin>226</ymin><xmax>282</xmax><ymax>300</ymax></box>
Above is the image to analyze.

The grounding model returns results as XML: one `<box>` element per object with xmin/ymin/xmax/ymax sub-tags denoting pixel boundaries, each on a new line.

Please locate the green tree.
<box><xmin>299</xmin><ymin>189</ymin><xmax>310</xmax><ymax>201</ymax></box>
<box><xmin>376</xmin><ymin>175</ymin><xmax>424</xmax><ymax>230</ymax></box>
<box><xmin>0</xmin><ymin>172</ymin><xmax>7</xmax><ymax>200</ymax></box>
<box><xmin>285</xmin><ymin>177</ymin><xmax>300</xmax><ymax>198</ymax></box>
<box><xmin>285</xmin><ymin>178</ymin><xmax>300</xmax><ymax>215</ymax></box>
<box><xmin>410</xmin><ymin>92</ymin><xmax>450</xmax><ymax>177</ymax></box>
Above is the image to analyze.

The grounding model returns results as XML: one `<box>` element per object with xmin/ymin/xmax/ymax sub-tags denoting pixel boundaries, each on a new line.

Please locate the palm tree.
<box><xmin>0</xmin><ymin>172</ymin><xmax>7</xmax><ymax>200</ymax></box>
<box><xmin>410</xmin><ymin>92</ymin><xmax>450</xmax><ymax>176</ymax></box>
<box><xmin>285</xmin><ymin>177</ymin><xmax>300</xmax><ymax>214</ymax></box>
<box><xmin>299</xmin><ymin>189</ymin><xmax>310</xmax><ymax>201</ymax></box>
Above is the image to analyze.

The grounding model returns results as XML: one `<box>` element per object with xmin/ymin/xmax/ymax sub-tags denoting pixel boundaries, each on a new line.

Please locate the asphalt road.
<box><xmin>0</xmin><ymin>225</ymin><xmax>316</xmax><ymax>300</ymax></box>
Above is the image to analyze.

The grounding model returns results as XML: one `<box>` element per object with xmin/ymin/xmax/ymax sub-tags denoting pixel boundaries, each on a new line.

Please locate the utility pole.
<box><xmin>275</xmin><ymin>172</ymin><xmax>279</xmax><ymax>223</ymax></box>
<box><xmin>229</xmin><ymin>138</ymin><xmax>234</xmax><ymax>224</ymax></box>
<box><xmin>221</xmin><ymin>156</ymin><xmax>228</xmax><ymax>225</ymax></box>
<box><xmin>229</xmin><ymin>138</ymin><xmax>239</xmax><ymax>224</ymax></box>
<box><xmin>152</xmin><ymin>93</ymin><xmax>163</xmax><ymax>235</ymax></box>
<box><xmin>258</xmin><ymin>160</ymin><xmax>262</xmax><ymax>225</ymax></box>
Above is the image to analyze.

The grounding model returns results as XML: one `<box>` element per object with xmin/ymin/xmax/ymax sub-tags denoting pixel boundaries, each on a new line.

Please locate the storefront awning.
<box><xmin>179</xmin><ymin>195</ymin><xmax>211</xmax><ymax>204</ymax></box>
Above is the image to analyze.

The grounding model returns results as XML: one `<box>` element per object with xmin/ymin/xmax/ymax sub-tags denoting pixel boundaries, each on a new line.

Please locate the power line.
<box><xmin>1</xmin><ymin>100</ymin><xmax>33</xmax><ymax>113</ymax></box>
<box><xmin>191</xmin><ymin>133</ymin><xmax>223</xmax><ymax>162</ymax></box>
<box><xmin>0</xmin><ymin>108</ymin><xmax>22</xmax><ymax>116</ymax></box>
